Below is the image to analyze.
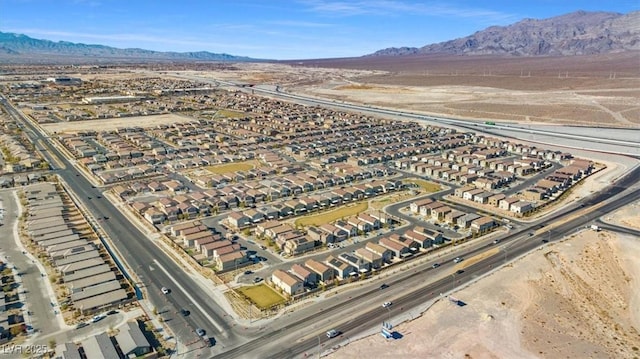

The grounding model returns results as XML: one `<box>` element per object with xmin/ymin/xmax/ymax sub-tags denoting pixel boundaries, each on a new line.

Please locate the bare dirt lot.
<box><xmin>326</xmin><ymin>207</ymin><xmax>640</xmax><ymax>359</ymax></box>
<box><xmin>205</xmin><ymin>53</ymin><xmax>640</xmax><ymax>127</ymax></box>
<box><xmin>40</xmin><ymin>113</ymin><xmax>197</xmax><ymax>133</ymax></box>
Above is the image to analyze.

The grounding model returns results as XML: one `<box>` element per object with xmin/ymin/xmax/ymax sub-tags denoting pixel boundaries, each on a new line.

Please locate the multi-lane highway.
<box><xmin>208</xmin><ymin>163</ymin><xmax>640</xmax><ymax>359</ymax></box>
<box><xmin>0</xmin><ymin>95</ymin><xmax>239</xmax><ymax>354</ymax></box>
<box><xmin>2</xmin><ymin>78</ymin><xmax>638</xmax><ymax>359</ymax></box>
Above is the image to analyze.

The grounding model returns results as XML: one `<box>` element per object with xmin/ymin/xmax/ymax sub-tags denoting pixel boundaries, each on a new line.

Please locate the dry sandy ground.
<box><xmin>326</xmin><ymin>207</ymin><xmax>640</xmax><ymax>359</ymax></box>
<box><xmin>39</xmin><ymin>113</ymin><xmax>198</xmax><ymax>133</ymax></box>
<box><xmin>297</xmin><ymin>80</ymin><xmax>639</xmax><ymax>127</ymax></box>
<box><xmin>173</xmin><ymin>57</ymin><xmax>639</xmax><ymax>127</ymax></box>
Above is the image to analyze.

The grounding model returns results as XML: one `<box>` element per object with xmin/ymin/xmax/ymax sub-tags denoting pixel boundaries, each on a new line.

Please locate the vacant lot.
<box><xmin>237</xmin><ymin>284</ymin><xmax>286</xmax><ymax>309</ymax></box>
<box><xmin>205</xmin><ymin>161</ymin><xmax>258</xmax><ymax>174</ymax></box>
<box><xmin>295</xmin><ymin>202</ymin><xmax>368</xmax><ymax>227</ymax></box>
<box><xmin>327</xmin><ymin>220</ymin><xmax>640</xmax><ymax>359</ymax></box>
<box><xmin>40</xmin><ymin>113</ymin><xmax>197</xmax><ymax>133</ymax></box>
<box><xmin>269</xmin><ymin>53</ymin><xmax>640</xmax><ymax>128</ymax></box>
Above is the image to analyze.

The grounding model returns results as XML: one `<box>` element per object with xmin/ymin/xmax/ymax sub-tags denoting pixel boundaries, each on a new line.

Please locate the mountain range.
<box><xmin>370</xmin><ymin>10</ymin><xmax>640</xmax><ymax>57</ymax></box>
<box><xmin>0</xmin><ymin>32</ymin><xmax>256</xmax><ymax>63</ymax></box>
<box><xmin>1</xmin><ymin>10</ymin><xmax>638</xmax><ymax>63</ymax></box>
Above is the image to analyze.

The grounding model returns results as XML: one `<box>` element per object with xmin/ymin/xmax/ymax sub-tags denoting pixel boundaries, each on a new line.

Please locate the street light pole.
<box><xmin>451</xmin><ymin>273</ymin><xmax>455</xmax><ymax>292</ymax></box>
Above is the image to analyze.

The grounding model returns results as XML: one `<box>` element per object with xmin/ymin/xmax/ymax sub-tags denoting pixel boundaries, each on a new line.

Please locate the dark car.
<box><xmin>244</xmin><ymin>270</ymin><xmax>252</xmax><ymax>275</ymax></box>
<box><xmin>180</xmin><ymin>309</ymin><xmax>190</xmax><ymax>316</ymax></box>
<box><xmin>542</xmin><ymin>239</ymin><xmax>549</xmax><ymax>243</ymax></box>
<box><xmin>456</xmin><ymin>269</ymin><xmax>465</xmax><ymax>274</ymax></box>
<box><xmin>75</xmin><ymin>322</ymin><xmax>89</xmax><ymax>330</ymax></box>
<box><xmin>107</xmin><ymin>310</ymin><xmax>118</xmax><ymax>315</ymax></box>
<box><xmin>432</xmin><ymin>263</ymin><xmax>440</xmax><ymax>269</ymax></box>
<box><xmin>379</xmin><ymin>284</ymin><xmax>389</xmax><ymax>290</ymax></box>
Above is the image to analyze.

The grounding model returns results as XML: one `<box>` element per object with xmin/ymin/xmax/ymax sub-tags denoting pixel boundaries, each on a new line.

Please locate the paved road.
<box><xmin>0</xmin><ymin>96</ymin><xmax>244</xmax><ymax>355</ymax></box>
<box><xmin>3</xmin><ymin>79</ymin><xmax>638</xmax><ymax>358</ymax></box>
<box><xmin>213</xmin><ymin>164</ymin><xmax>640</xmax><ymax>358</ymax></box>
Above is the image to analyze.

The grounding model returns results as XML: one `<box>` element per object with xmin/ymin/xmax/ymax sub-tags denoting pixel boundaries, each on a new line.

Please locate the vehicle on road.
<box><xmin>493</xmin><ymin>239</ymin><xmax>501</xmax><ymax>244</ymax></box>
<box><xmin>453</xmin><ymin>257</ymin><xmax>463</xmax><ymax>263</ymax></box>
<box><xmin>529</xmin><ymin>232</ymin><xmax>534</xmax><ymax>237</ymax></box>
<box><xmin>180</xmin><ymin>309</ymin><xmax>190</xmax><ymax>316</ymax></box>
<box><xmin>379</xmin><ymin>283</ymin><xmax>389</xmax><ymax>290</ymax></box>
<box><xmin>456</xmin><ymin>269</ymin><xmax>465</xmax><ymax>274</ymax></box>
<box><xmin>326</xmin><ymin>329</ymin><xmax>339</xmax><ymax>338</ymax></box>
<box><xmin>107</xmin><ymin>310</ymin><xmax>118</xmax><ymax>315</ymax></box>
<box><xmin>196</xmin><ymin>328</ymin><xmax>206</xmax><ymax>337</ymax></box>
<box><xmin>253</xmin><ymin>277</ymin><xmax>263</xmax><ymax>283</ymax></box>
<box><xmin>91</xmin><ymin>315</ymin><xmax>105</xmax><ymax>323</ymax></box>
<box><xmin>161</xmin><ymin>287</ymin><xmax>170</xmax><ymax>294</ymax></box>
<box><xmin>244</xmin><ymin>270</ymin><xmax>252</xmax><ymax>275</ymax></box>
<box><xmin>75</xmin><ymin>322</ymin><xmax>89</xmax><ymax>330</ymax></box>
<box><xmin>542</xmin><ymin>239</ymin><xmax>549</xmax><ymax>243</ymax></box>
<box><xmin>432</xmin><ymin>263</ymin><xmax>440</xmax><ymax>269</ymax></box>
<box><xmin>382</xmin><ymin>301</ymin><xmax>392</xmax><ymax>308</ymax></box>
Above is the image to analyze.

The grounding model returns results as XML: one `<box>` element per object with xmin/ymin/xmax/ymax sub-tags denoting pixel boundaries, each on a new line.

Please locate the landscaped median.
<box><xmin>294</xmin><ymin>201</ymin><xmax>369</xmax><ymax>227</ymax></box>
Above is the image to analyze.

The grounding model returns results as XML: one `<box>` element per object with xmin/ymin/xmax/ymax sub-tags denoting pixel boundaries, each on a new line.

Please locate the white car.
<box><xmin>326</xmin><ymin>329</ymin><xmax>339</xmax><ymax>338</ymax></box>
<box><xmin>382</xmin><ymin>301</ymin><xmax>392</xmax><ymax>308</ymax></box>
<box><xmin>453</xmin><ymin>257</ymin><xmax>463</xmax><ymax>263</ymax></box>
<box><xmin>91</xmin><ymin>315</ymin><xmax>105</xmax><ymax>323</ymax></box>
<box><xmin>161</xmin><ymin>287</ymin><xmax>170</xmax><ymax>294</ymax></box>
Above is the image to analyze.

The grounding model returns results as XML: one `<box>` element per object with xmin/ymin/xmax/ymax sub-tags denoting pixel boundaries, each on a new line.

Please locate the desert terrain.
<box><xmin>162</xmin><ymin>52</ymin><xmax>640</xmax><ymax>127</ymax></box>
<box><xmin>324</xmin><ymin>204</ymin><xmax>640</xmax><ymax>359</ymax></box>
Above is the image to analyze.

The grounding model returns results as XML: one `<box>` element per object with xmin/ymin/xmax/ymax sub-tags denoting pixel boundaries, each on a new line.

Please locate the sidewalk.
<box><xmin>8</xmin><ymin>190</ymin><xmax>70</xmax><ymax>340</ymax></box>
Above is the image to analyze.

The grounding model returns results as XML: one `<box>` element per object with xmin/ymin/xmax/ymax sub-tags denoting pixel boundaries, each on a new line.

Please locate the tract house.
<box><xmin>271</xmin><ymin>269</ymin><xmax>304</xmax><ymax>296</ymax></box>
<box><xmin>305</xmin><ymin>259</ymin><xmax>334</xmax><ymax>283</ymax></box>
<box><xmin>325</xmin><ymin>256</ymin><xmax>357</xmax><ymax>280</ymax></box>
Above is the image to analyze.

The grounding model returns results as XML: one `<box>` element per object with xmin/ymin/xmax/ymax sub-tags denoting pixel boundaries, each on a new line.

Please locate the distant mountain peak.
<box><xmin>369</xmin><ymin>10</ymin><xmax>639</xmax><ymax>57</ymax></box>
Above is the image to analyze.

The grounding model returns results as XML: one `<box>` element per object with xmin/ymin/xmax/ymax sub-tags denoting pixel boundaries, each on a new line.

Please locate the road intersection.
<box><xmin>2</xmin><ymin>83</ymin><xmax>638</xmax><ymax>358</ymax></box>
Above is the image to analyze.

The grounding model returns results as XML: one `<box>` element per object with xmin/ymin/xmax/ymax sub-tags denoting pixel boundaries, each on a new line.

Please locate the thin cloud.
<box><xmin>300</xmin><ymin>0</ymin><xmax>517</xmax><ymax>23</ymax></box>
<box><xmin>267</xmin><ymin>20</ymin><xmax>334</xmax><ymax>27</ymax></box>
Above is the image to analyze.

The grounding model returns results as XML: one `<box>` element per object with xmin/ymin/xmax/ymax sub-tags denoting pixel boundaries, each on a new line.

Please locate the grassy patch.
<box><xmin>205</xmin><ymin>160</ymin><xmax>258</xmax><ymax>174</ymax></box>
<box><xmin>237</xmin><ymin>284</ymin><xmax>286</xmax><ymax>309</ymax></box>
<box><xmin>216</xmin><ymin>109</ymin><xmax>247</xmax><ymax>118</ymax></box>
<box><xmin>295</xmin><ymin>201</ymin><xmax>368</xmax><ymax>227</ymax></box>
<box><xmin>370</xmin><ymin>192</ymin><xmax>414</xmax><ymax>210</ymax></box>
<box><xmin>403</xmin><ymin>178</ymin><xmax>441</xmax><ymax>193</ymax></box>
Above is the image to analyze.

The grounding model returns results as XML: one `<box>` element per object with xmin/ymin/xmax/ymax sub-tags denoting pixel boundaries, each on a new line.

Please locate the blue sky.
<box><xmin>1</xmin><ymin>0</ymin><xmax>637</xmax><ymax>59</ymax></box>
